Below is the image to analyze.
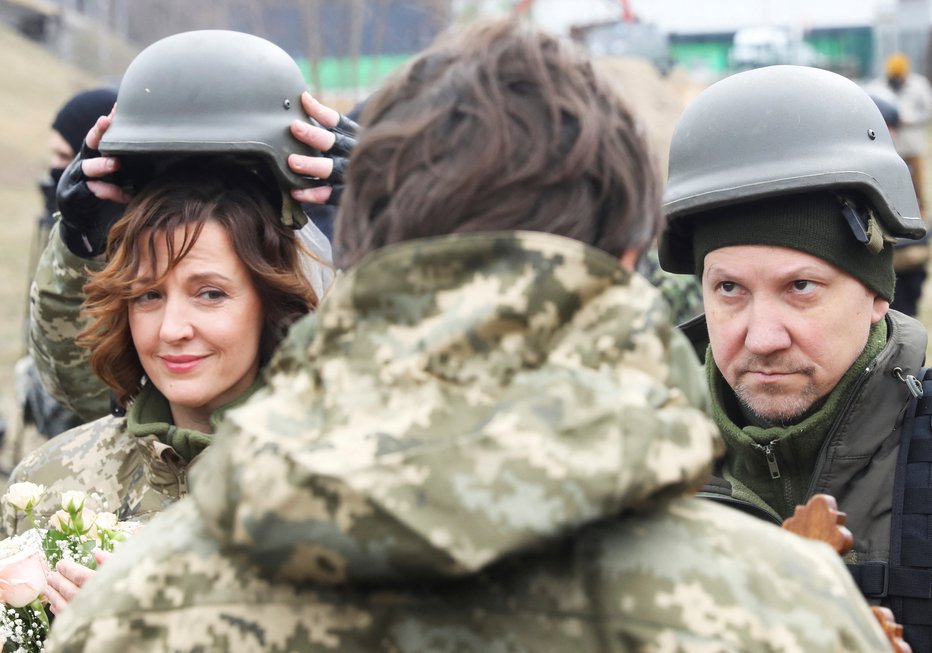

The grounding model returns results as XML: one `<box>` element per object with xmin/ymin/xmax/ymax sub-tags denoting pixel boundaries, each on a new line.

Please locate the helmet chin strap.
<box><xmin>837</xmin><ymin>194</ymin><xmax>896</xmax><ymax>255</ymax></box>
<box><xmin>280</xmin><ymin>192</ymin><xmax>309</xmax><ymax>229</ymax></box>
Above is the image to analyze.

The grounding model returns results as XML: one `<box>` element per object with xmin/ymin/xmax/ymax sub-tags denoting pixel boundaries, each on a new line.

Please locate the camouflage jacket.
<box><xmin>0</xmin><ymin>413</ymin><xmax>187</xmax><ymax>537</ymax></box>
<box><xmin>2</xmin><ymin>371</ymin><xmax>263</xmax><ymax>537</ymax></box>
<box><xmin>28</xmin><ymin>221</ymin><xmax>110</xmax><ymax>422</ymax></box>
<box><xmin>48</xmin><ymin>232</ymin><xmax>888</xmax><ymax>652</ymax></box>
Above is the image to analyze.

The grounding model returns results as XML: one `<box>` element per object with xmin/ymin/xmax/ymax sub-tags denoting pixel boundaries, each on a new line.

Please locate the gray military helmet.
<box><xmin>660</xmin><ymin>64</ymin><xmax>925</xmax><ymax>273</ymax></box>
<box><xmin>100</xmin><ymin>29</ymin><xmax>319</xmax><ymax>190</ymax></box>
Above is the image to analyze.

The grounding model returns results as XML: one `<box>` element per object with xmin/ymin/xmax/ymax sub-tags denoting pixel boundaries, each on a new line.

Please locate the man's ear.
<box><xmin>872</xmin><ymin>295</ymin><xmax>890</xmax><ymax>324</ymax></box>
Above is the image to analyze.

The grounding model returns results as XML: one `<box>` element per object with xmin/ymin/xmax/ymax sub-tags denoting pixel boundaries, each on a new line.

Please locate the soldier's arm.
<box><xmin>28</xmin><ymin>221</ymin><xmax>110</xmax><ymax>422</ymax></box>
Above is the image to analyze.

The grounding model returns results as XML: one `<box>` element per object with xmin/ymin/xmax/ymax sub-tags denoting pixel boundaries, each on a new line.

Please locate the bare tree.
<box><xmin>347</xmin><ymin>0</ymin><xmax>366</xmax><ymax>90</ymax></box>
<box><xmin>298</xmin><ymin>0</ymin><xmax>323</xmax><ymax>95</ymax></box>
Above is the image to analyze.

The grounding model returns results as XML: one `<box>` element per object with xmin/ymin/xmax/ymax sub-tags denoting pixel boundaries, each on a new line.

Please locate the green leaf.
<box><xmin>41</xmin><ymin>530</ymin><xmax>70</xmax><ymax>569</ymax></box>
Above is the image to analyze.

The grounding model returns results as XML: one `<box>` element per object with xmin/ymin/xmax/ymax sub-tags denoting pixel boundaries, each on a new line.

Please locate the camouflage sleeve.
<box><xmin>28</xmin><ymin>220</ymin><xmax>110</xmax><ymax>422</ymax></box>
<box><xmin>593</xmin><ymin>497</ymin><xmax>892</xmax><ymax>651</ymax></box>
<box><xmin>638</xmin><ymin>248</ymin><xmax>704</xmax><ymax>326</ymax></box>
<box><xmin>45</xmin><ymin>498</ymin><xmax>892</xmax><ymax>652</ymax></box>
<box><xmin>0</xmin><ymin>479</ymin><xmax>21</xmax><ymax>539</ymax></box>
<box><xmin>669</xmin><ymin>326</ymin><xmax>710</xmax><ymax>416</ymax></box>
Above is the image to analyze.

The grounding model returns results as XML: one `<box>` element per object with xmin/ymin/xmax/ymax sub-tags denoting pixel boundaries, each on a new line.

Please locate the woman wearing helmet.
<box><xmin>7</xmin><ymin>30</ymin><xmax>353</xmax><ymax>615</ymax></box>
<box><xmin>31</xmin><ymin>30</ymin><xmax>354</xmax><ymax>423</ymax></box>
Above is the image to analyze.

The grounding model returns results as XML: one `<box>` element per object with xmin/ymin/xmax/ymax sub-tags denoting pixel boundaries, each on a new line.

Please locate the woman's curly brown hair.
<box><xmin>77</xmin><ymin>158</ymin><xmax>319</xmax><ymax>406</ymax></box>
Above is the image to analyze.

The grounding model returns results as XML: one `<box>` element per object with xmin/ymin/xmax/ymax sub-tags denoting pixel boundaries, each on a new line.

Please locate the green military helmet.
<box><xmin>659</xmin><ymin>64</ymin><xmax>925</xmax><ymax>273</ymax></box>
<box><xmin>100</xmin><ymin>29</ymin><xmax>319</xmax><ymax>190</ymax></box>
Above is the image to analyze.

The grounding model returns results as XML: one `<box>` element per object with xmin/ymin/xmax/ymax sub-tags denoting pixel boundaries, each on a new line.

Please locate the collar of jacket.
<box><xmin>187</xmin><ymin>230</ymin><xmax>722</xmax><ymax>587</ymax></box>
<box><xmin>127</xmin><ymin>376</ymin><xmax>264</xmax><ymax>463</ymax></box>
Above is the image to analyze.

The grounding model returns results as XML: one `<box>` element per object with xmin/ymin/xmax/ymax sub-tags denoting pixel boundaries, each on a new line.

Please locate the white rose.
<box><xmin>116</xmin><ymin>520</ymin><xmax>142</xmax><ymax>534</ymax></box>
<box><xmin>49</xmin><ymin>510</ymin><xmax>68</xmax><ymax>531</ymax></box>
<box><xmin>72</xmin><ymin>507</ymin><xmax>96</xmax><ymax>536</ymax></box>
<box><xmin>61</xmin><ymin>490</ymin><xmax>87</xmax><ymax>513</ymax></box>
<box><xmin>3</xmin><ymin>482</ymin><xmax>44</xmax><ymax>511</ymax></box>
<box><xmin>94</xmin><ymin>512</ymin><xmax>118</xmax><ymax>531</ymax></box>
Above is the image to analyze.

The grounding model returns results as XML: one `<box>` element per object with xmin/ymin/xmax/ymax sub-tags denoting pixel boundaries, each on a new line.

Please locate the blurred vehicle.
<box><xmin>568</xmin><ymin>0</ymin><xmax>672</xmax><ymax>74</ymax></box>
<box><xmin>728</xmin><ymin>26</ymin><xmax>825</xmax><ymax>70</ymax></box>
<box><xmin>571</xmin><ymin>19</ymin><xmax>672</xmax><ymax>74</ymax></box>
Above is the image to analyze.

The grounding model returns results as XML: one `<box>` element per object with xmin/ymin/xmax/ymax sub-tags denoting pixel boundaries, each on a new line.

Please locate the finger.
<box><xmin>291</xmin><ymin>185</ymin><xmax>333</xmax><ymax>205</ymax></box>
<box><xmin>330</xmin><ymin>156</ymin><xmax>349</xmax><ymax>183</ymax></box>
<box><xmin>86</xmin><ymin>180</ymin><xmax>133</xmax><ymax>204</ymax></box>
<box><xmin>81</xmin><ymin>155</ymin><xmax>119</xmax><ymax>180</ymax></box>
<box><xmin>46</xmin><ymin>570</ymin><xmax>79</xmax><ymax>607</ymax></box>
<box><xmin>44</xmin><ymin>581</ymin><xmax>67</xmax><ymax>616</ymax></box>
<box><xmin>94</xmin><ymin>549</ymin><xmax>113</xmax><ymax>566</ymax></box>
<box><xmin>326</xmin><ymin>185</ymin><xmax>344</xmax><ymax>207</ymax></box>
<box><xmin>55</xmin><ymin>559</ymin><xmax>96</xmax><ymax>590</ymax></box>
<box><xmin>331</xmin><ymin>132</ymin><xmax>357</xmax><ymax>157</ymax></box>
<box><xmin>334</xmin><ymin>113</ymin><xmax>359</xmax><ymax>137</ymax></box>
<box><xmin>85</xmin><ymin>114</ymin><xmax>112</xmax><ymax>151</ymax></box>
<box><xmin>290</xmin><ymin>120</ymin><xmax>335</xmax><ymax>152</ymax></box>
<box><xmin>288</xmin><ymin>153</ymin><xmax>334</xmax><ymax>180</ymax></box>
<box><xmin>300</xmin><ymin>91</ymin><xmax>340</xmax><ymax>130</ymax></box>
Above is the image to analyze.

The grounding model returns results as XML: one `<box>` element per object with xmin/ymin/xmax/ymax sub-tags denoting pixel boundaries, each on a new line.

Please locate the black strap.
<box><xmin>848</xmin><ymin>562</ymin><xmax>888</xmax><ymax>597</ymax></box>
<box><xmin>848</xmin><ymin>563</ymin><xmax>932</xmax><ymax>599</ymax></box>
<box><xmin>917</xmin><ymin>394</ymin><xmax>932</xmax><ymax>416</ymax></box>
<box><xmin>908</xmin><ymin>438</ymin><xmax>932</xmax><ymax>462</ymax></box>
<box><xmin>903</xmin><ymin>488</ymin><xmax>932</xmax><ymax>514</ymax></box>
<box><xmin>903</xmin><ymin>538</ymin><xmax>932</xmax><ymax>568</ymax></box>
<box><xmin>901</xmin><ymin>599</ymin><xmax>932</xmax><ymax>625</ymax></box>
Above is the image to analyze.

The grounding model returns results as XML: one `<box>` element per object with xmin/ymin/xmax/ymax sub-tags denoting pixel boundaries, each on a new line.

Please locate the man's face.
<box><xmin>702</xmin><ymin>245</ymin><xmax>889</xmax><ymax>424</ymax></box>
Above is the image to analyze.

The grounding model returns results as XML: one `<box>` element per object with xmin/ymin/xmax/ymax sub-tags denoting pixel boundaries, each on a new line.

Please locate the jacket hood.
<box><xmin>189</xmin><ymin>231</ymin><xmax>721</xmax><ymax>586</ymax></box>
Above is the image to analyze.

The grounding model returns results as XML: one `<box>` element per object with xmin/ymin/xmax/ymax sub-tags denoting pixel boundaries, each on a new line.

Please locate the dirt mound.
<box><xmin>594</xmin><ymin>56</ymin><xmax>706</xmax><ymax>180</ymax></box>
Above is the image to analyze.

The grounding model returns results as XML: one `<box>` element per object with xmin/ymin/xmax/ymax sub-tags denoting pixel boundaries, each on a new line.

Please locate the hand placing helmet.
<box><xmin>99</xmin><ymin>30</ymin><xmax>320</xmax><ymax>190</ymax></box>
<box><xmin>56</xmin><ymin>29</ymin><xmax>356</xmax><ymax>258</ymax></box>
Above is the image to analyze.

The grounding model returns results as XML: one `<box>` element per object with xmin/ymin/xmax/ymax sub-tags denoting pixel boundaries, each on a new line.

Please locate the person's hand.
<box><xmin>287</xmin><ymin>92</ymin><xmax>359</xmax><ymax>206</ymax></box>
<box><xmin>56</xmin><ymin>109</ymin><xmax>132</xmax><ymax>258</ymax></box>
<box><xmin>44</xmin><ymin>549</ymin><xmax>112</xmax><ymax>615</ymax></box>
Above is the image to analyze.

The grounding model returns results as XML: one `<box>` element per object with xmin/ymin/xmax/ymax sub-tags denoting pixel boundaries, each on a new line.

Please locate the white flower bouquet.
<box><xmin>0</xmin><ymin>483</ymin><xmax>138</xmax><ymax>652</ymax></box>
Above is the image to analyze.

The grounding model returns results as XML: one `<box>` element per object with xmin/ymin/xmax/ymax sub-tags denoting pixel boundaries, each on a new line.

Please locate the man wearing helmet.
<box><xmin>660</xmin><ymin>64</ymin><xmax>932</xmax><ymax>652</ymax></box>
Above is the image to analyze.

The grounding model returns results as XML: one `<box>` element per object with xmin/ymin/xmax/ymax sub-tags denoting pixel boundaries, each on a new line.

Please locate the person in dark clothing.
<box><xmin>870</xmin><ymin>92</ymin><xmax>931</xmax><ymax>318</ymax></box>
<box><xmin>16</xmin><ymin>88</ymin><xmax>119</xmax><ymax>444</ymax></box>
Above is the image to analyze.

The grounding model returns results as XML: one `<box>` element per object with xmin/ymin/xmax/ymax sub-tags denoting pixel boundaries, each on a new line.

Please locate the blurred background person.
<box><xmin>870</xmin><ymin>52</ymin><xmax>932</xmax><ymax>211</ymax></box>
<box><xmin>870</xmin><ymin>85</ymin><xmax>932</xmax><ymax>318</ymax></box>
<box><xmin>9</xmin><ymin>88</ymin><xmax>118</xmax><ymax>468</ymax></box>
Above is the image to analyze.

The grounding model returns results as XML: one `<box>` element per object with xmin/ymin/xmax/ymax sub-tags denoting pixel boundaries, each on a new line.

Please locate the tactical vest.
<box><xmin>848</xmin><ymin>366</ymin><xmax>932</xmax><ymax>653</ymax></box>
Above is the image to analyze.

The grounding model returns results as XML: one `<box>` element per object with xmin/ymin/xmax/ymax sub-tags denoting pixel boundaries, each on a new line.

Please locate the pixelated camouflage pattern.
<box><xmin>0</xmin><ymin>414</ymin><xmax>186</xmax><ymax>537</ymax></box>
<box><xmin>28</xmin><ymin>220</ymin><xmax>110</xmax><ymax>422</ymax></box>
<box><xmin>638</xmin><ymin>249</ymin><xmax>704</xmax><ymax>327</ymax></box>
<box><xmin>48</xmin><ymin>232</ymin><xmax>888</xmax><ymax>652</ymax></box>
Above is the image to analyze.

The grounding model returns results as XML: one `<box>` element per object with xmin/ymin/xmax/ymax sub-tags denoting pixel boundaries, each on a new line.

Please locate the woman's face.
<box><xmin>128</xmin><ymin>220</ymin><xmax>264</xmax><ymax>431</ymax></box>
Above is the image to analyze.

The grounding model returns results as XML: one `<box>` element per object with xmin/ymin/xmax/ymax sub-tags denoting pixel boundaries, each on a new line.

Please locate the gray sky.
<box><xmin>632</xmin><ymin>0</ymin><xmax>893</xmax><ymax>33</ymax></box>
